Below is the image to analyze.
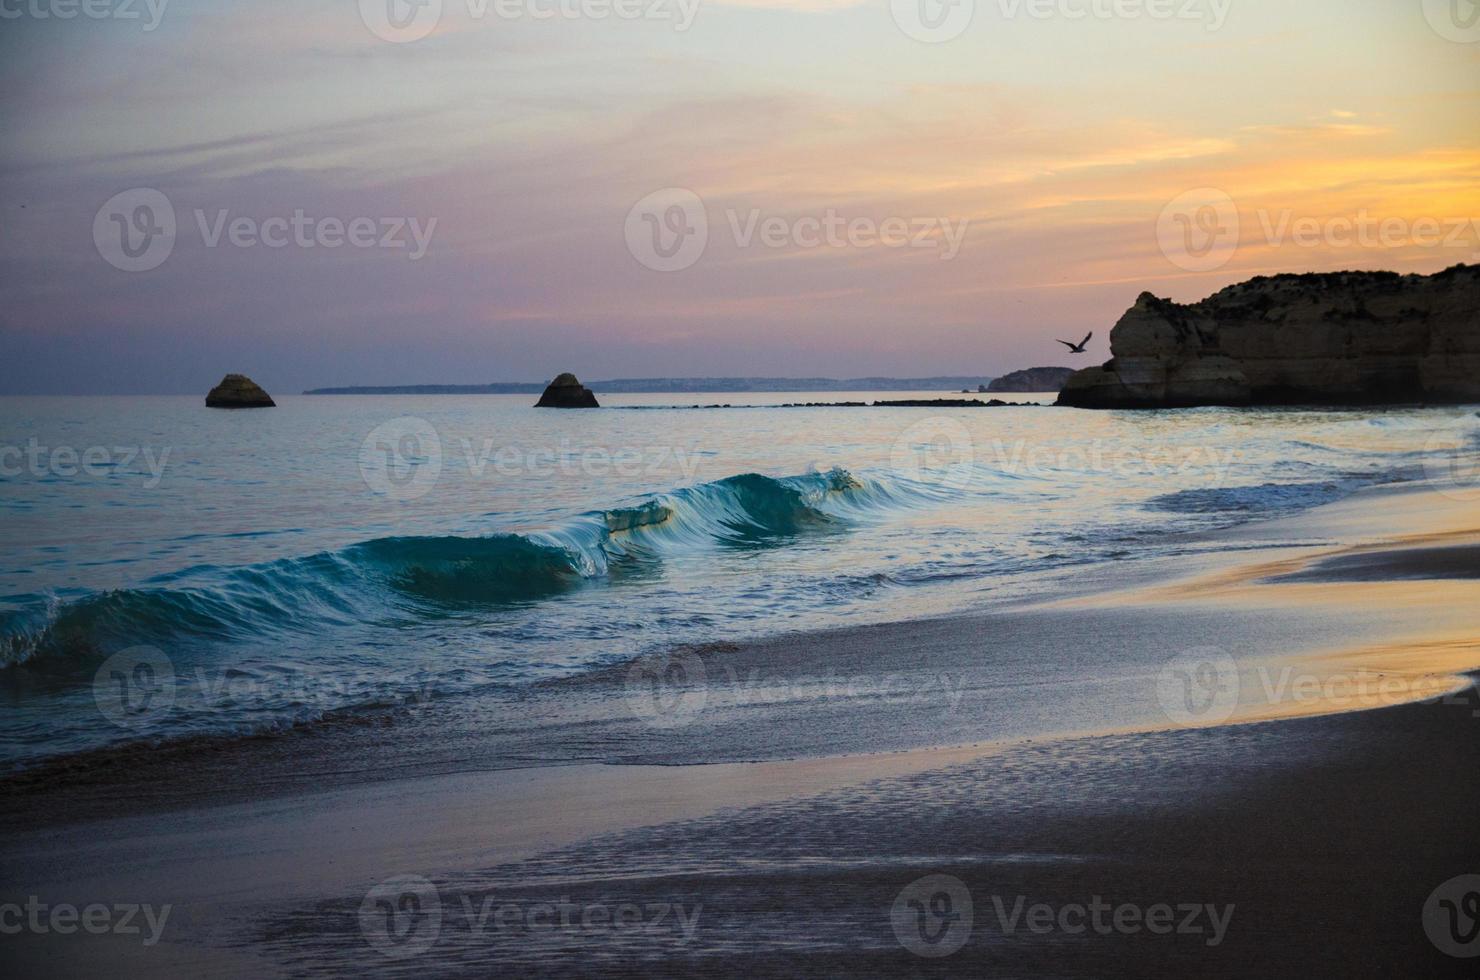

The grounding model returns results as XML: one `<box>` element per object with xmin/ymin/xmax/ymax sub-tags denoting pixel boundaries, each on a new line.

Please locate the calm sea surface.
<box><xmin>2</xmin><ymin>393</ymin><xmax>1476</xmax><ymax>766</ymax></box>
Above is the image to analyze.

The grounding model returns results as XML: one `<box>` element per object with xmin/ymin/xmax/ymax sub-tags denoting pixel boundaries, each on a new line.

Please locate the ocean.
<box><xmin>2</xmin><ymin>393</ymin><xmax>1476</xmax><ymax>769</ymax></box>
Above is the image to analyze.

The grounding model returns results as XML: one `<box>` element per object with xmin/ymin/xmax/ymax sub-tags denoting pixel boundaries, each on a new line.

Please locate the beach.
<box><xmin>4</xmin><ymin>478</ymin><xmax>1478</xmax><ymax>977</ymax></box>
<box><xmin>8</xmin><ymin>2</ymin><xmax>1480</xmax><ymax>974</ymax></box>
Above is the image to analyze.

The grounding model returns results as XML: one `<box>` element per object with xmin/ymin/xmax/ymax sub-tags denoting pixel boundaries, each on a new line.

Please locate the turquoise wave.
<box><xmin>0</xmin><ymin>468</ymin><xmax>907</xmax><ymax>671</ymax></box>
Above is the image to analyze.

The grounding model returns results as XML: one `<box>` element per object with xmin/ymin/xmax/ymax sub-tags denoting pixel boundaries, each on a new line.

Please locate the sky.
<box><xmin>1</xmin><ymin>0</ymin><xmax>1477</xmax><ymax>394</ymax></box>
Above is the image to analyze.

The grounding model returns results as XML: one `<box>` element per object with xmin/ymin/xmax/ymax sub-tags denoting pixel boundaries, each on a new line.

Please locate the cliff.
<box><xmin>1057</xmin><ymin>265</ymin><xmax>1480</xmax><ymax>408</ymax></box>
<box><xmin>988</xmin><ymin>367</ymin><xmax>1076</xmax><ymax>393</ymax></box>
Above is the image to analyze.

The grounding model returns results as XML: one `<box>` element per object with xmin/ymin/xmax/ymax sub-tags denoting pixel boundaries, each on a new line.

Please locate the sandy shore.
<box><xmin>3</xmin><ymin>482</ymin><xmax>1478</xmax><ymax>976</ymax></box>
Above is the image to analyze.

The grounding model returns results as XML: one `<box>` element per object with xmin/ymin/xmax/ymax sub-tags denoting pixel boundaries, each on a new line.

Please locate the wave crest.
<box><xmin>1</xmin><ymin>468</ymin><xmax>896</xmax><ymax>671</ymax></box>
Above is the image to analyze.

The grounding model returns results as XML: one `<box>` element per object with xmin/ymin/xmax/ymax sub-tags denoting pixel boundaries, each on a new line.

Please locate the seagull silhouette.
<box><xmin>1057</xmin><ymin>332</ymin><xmax>1093</xmax><ymax>354</ymax></box>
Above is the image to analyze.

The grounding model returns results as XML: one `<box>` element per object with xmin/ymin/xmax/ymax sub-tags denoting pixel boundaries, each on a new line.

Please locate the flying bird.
<box><xmin>1057</xmin><ymin>332</ymin><xmax>1093</xmax><ymax>354</ymax></box>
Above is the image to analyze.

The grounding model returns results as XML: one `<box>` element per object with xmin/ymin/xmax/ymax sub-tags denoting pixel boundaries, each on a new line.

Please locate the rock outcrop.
<box><xmin>988</xmin><ymin>367</ymin><xmax>1077</xmax><ymax>393</ymax></box>
<box><xmin>1058</xmin><ymin>265</ymin><xmax>1480</xmax><ymax>408</ymax></box>
<box><xmin>535</xmin><ymin>373</ymin><xmax>600</xmax><ymax>408</ymax></box>
<box><xmin>206</xmin><ymin>374</ymin><xmax>275</xmax><ymax>408</ymax></box>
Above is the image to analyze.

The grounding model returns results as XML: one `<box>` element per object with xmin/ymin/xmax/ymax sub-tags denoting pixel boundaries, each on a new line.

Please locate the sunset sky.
<box><xmin>2</xmin><ymin>0</ymin><xmax>1477</xmax><ymax>393</ymax></box>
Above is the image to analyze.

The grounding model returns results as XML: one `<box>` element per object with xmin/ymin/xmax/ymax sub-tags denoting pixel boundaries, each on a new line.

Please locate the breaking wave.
<box><xmin>1</xmin><ymin>468</ymin><xmax>903</xmax><ymax>671</ymax></box>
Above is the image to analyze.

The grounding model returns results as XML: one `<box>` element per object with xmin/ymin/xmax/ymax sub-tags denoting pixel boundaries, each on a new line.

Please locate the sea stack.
<box><xmin>206</xmin><ymin>374</ymin><xmax>276</xmax><ymax>408</ymax></box>
<box><xmin>1058</xmin><ymin>264</ymin><xmax>1480</xmax><ymax>408</ymax></box>
<box><xmin>535</xmin><ymin>373</ymin><xmax>600</xmax><ymax>408</ymax></box>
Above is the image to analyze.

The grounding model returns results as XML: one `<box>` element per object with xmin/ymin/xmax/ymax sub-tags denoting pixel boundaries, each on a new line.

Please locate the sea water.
<box><xmin>2</xmin><ymin>393</ymin><xmax>1476</xmax><ymax>767</ymax></box>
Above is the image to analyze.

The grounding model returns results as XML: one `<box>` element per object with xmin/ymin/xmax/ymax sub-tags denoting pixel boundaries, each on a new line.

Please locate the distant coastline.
<box><xmin>303</xmin><ymin>376</ymin><xmax>998</xmax><ymax>395</ymax></box>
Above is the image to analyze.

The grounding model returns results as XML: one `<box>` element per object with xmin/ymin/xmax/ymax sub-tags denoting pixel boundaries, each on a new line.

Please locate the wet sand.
<box><xmin>3</xmin><ymin>482</ymin><xmax>1479</xmax><ymax>976</ymax></box>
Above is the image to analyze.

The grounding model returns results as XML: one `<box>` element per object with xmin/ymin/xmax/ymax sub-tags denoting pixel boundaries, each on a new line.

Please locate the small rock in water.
<box><xmin>535</xmin><ymin>373</ymin><xmax>600</xmax><ymax>408</ymax></box>
<box><xmin>206</xmin><ymin>374</ymin><xmax>275</xmax><ymax>409</ymax></box>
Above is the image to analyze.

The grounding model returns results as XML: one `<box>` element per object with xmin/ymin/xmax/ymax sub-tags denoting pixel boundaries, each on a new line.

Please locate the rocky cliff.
<box><xmin>988</xmin><ymin>367</ymin><xmax>1077</xmax><ymax>393</ymax></box>
<box><xmin>1057</xmin><ymin>265</ymin><xmax>1479</xmax><ymax>408</ymax></box>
